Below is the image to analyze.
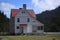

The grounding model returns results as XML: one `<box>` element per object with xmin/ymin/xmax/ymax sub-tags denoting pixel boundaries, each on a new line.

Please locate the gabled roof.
<box><xmin>11</xmin><ymin>9</ymin><xmax>36</xmax><ymax>18</ymax></box>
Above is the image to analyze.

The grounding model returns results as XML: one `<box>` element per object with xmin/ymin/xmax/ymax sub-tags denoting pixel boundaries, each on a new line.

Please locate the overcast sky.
<box><xmin>0</xmin><ymin>0</ymin><xmax>60</xmax><ymax>18</ymax></box>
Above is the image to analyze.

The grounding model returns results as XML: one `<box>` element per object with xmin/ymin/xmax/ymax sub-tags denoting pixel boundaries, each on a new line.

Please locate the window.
<box><xmin>33</xmin><ymin>21</ymin><xmax>35</xmax><ymax>22</ymax></box>
<box><xmin>27</xmin><ymin>18</ymin><xmax>30</xmax><ymax>22</ymax></box>
<box><xmin>17</xmin><ymin>26</ymin><xmax>19</xmax><ymax>29</ymax></box>
<box><xmin>17</xmin><ymin>18</ymin><xmax>19</xmax><ymax>22</ymax></box>
<box><xmin>37</xmin><ymin>26</ymin><xmax>43</xmax><ymax>30</ymax></box>
<box><xmin>22</xmin><ymin>11</ymin><xmax>25</xmax><ymax>13</ymax></box>
<box><xmin>33</xmin><ymin>30</ymin><xmax>36</xmax><ymax>32</ymax></box>
<box><xmin>41</xmin><ymin>26</ymin><xmax>43</xmax><ymax>30</ymax></box>
<box><xmin>38</xmin><ymin>26</ymin><xmax>40</xmax><ymax>30</ymax></box>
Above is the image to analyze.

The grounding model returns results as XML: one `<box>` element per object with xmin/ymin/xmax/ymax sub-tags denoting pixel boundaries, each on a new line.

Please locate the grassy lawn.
<box><xmin>0</xmin><ymin>34</ymin><xmax>60</xmax><ymax>40</ymax></box>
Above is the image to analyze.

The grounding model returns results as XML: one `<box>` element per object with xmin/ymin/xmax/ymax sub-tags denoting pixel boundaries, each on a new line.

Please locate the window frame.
<box><xmin>22</xmin><ymin>11</ymin><xmax>25</xmax><ymax>13</ymax></box>
<box><xmin>17</xmin><ymin>18</ymin><xmax>20</xmax><ymax>22</ymax></box>
<box><xmin>37</xmin><ymin>26</ymin><xmax>43</xmax><ymax>30</ymax></box>
<box><xmin>41</xmin><ymin>26</ymin><xmax>43</xmax><ymax>30</ymax></box>
<box><xmin>38</xmin><ymin>26</ymin><xmax>41</xmax><ymax>30</ymax></box>
<box><xmin>27</xmin><ymin>18</ymin><xmax>30</xmax><ymax>22</ymax></box>
<box><xmin>17</xmin><ymin>26</ymin><xmax>19</xmax><ymax>29</ymax></box>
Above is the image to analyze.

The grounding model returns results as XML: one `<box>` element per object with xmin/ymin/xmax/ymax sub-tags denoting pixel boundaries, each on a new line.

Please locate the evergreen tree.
<box><xmin>0</xmin><ymin>10</ymin><xmax>9</xmax><ymax>32</ymax></box>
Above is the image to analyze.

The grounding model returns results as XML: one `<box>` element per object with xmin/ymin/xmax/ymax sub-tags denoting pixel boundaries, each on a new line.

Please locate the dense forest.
<box><xmin>0</xmin><ymin>11</ymin><xmax>9</xmax><ymax>32</ymax></box>
<box><xmin>0</xmin><ymin>6</ymin><xmax>60</xmax><ymax>32</ymax></box>
<box><xmin>36</xmin><ymin>6</ymin><xmax>60</xmax><ymax>32</ymax></box>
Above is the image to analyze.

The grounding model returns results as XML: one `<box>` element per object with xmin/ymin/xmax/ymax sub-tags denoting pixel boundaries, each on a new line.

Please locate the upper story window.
<box><xmin>22</xmin><ymin>11</ymin><xmax>25</xmax><ymax>13</ymax></box>
<box><xmin>27</xmin><ymin>18</ymin><xmax>30</xmax><ymax>22</ymax></box>
<box><xmin>17</xmin><ymin>18</ymin><xmax>20</xmax><ymax>22</ymax></box>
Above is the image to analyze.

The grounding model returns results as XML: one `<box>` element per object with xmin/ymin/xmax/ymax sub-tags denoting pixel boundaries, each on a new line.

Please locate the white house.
<box><xmin>10</xmin><ymin>4</ymin><xmax>44</xmax><ymax>35</ymax></box>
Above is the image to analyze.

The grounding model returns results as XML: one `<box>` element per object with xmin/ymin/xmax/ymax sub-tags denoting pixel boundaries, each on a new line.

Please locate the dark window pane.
<box><xmin>38</xmin><ymin>26</ymin><xmax>40</xmax><ymax>30</ymax></box>
<box><xmin>17</xmin><ymin>18</ymin><xmax>19</xmax><ymax>22</ymax></box>
<box><xmin>17</xmin><ymin>26</ymin><xmax>19</xmax><ymax>29</ymax></box>
<box><xmin>38</xmin><ymin>26</ymin><xmax>43</xmax><ymax>30</ymax></box>
<box><xmin>41</xmin><ymin>26</ymin><xmax>43</xmax><ymax>30</ymax></box>
<box><xmin>33</xmin><ymin>30</ymin><xmax>36</xmax><ymax>32</ymax></box>
<box><xmin>22</xmin><ymin>11</ymin><xmax>25</xmax><ymax>13</ymax></box>
<box><xmin>33</xmin><ymin>21</ymin><xmax>35</xmax><ymax>22</ymax></box>
<box><xmin>27</xmin><ymin>18</ymin><xmax>30</xmax><ymax>22</ymax></box>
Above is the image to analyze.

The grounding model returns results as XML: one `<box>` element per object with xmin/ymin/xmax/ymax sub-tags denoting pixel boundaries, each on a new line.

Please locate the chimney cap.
<box><xmin>23</xmin><ymin>4</ymin><xmax>26</xmax><ymax>6</ymax></box>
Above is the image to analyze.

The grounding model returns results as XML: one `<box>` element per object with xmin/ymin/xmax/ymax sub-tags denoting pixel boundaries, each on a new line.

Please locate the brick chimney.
<box><xmin>23</xmin><ymin>4</ymin><xmax>26</xmax><ymax>10</ymax></box>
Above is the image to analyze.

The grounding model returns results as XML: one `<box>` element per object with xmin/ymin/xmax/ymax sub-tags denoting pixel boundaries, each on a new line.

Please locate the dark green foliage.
<box><xmin>0</xmin><ymin>11</ymin><xmax>9</xmax><ymax>32</ymax></box>
<box><xmin>36</xmin><ymin>6</ymin><xmax>60</xmax><ymax>32</ymax></box>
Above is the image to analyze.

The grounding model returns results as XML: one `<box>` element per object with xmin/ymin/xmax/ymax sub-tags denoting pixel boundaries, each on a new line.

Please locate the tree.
<box><xmin>0</xmin><ymin>10</ymin><xmax>9</xmax><ymax>32</ymax></box>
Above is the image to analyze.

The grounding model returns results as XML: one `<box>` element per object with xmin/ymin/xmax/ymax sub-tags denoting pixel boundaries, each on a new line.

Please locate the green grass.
<box><xmin>0</xmin><ymin>34</ymin><xmax>60</xmax><ymax>40</ymax></box>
